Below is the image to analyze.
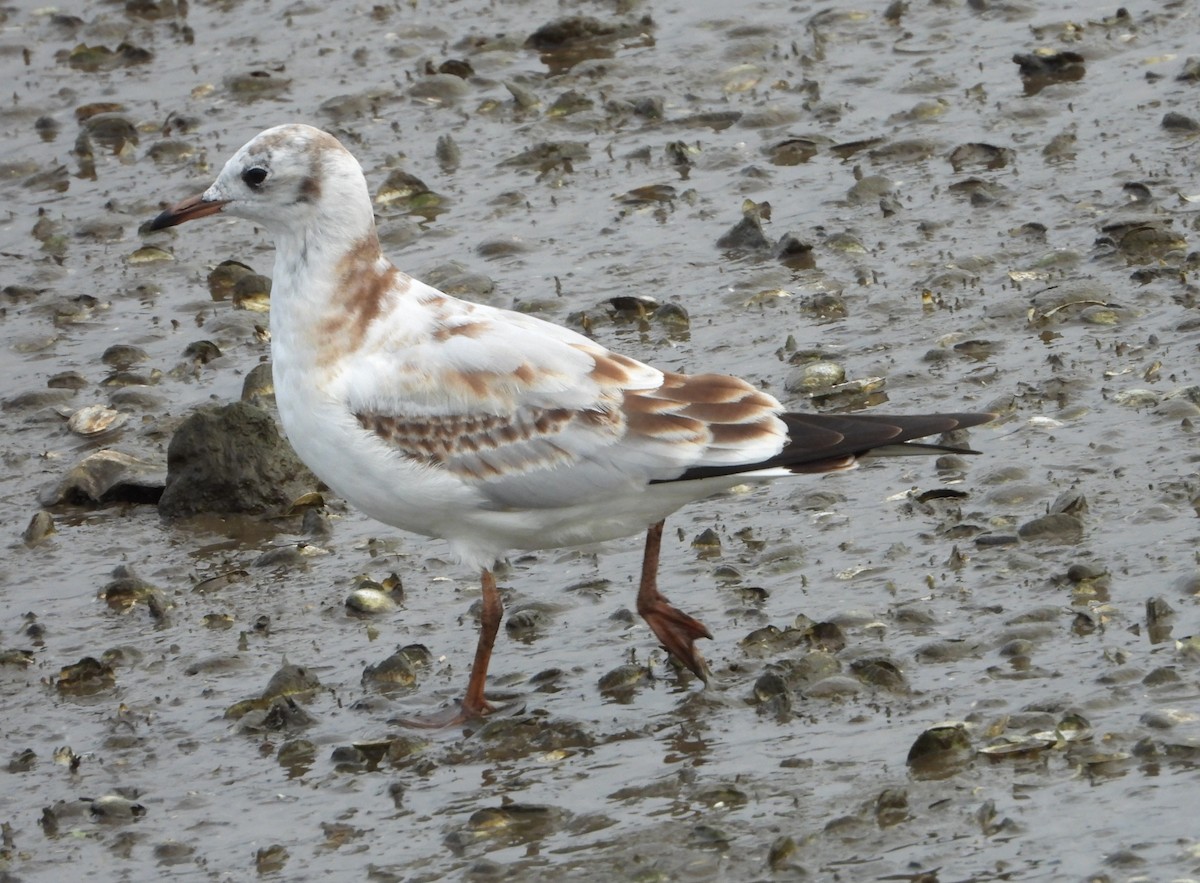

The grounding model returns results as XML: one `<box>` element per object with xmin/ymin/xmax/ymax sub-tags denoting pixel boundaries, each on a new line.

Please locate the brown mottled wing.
<box><xmin>355</xmin><ymin>406</ymin><xmax>586</xmax><ymax>483</ymax></box>
<box><xmin>344</xmin><ymin>285</ymin><xmax>988</xmax><ymax>505</ymax></box>
<box><xmin>619</xmin><ymin>370</ymin><xmax>787</xmax><ymax>467</ymax></box>
<box><xmin>346</xmin><ymin>299</ymin><xmax>792</xmax><ymax>508</ymax></box>
<box><xmin>352</xmin><ymin>365</ymin><xmax>791</xmax><ymax>509</ymax></box>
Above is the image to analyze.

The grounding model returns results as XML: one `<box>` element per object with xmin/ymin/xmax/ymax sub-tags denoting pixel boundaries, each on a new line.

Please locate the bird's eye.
<box><xmin>241</xmin><ymin>167</ymin><xmax>268</xmax><ymax>190</ymax></box>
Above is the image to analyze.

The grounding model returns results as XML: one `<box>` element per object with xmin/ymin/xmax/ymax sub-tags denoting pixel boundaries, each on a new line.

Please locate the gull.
<box><xmin>150</xmin><ymin>124</ymin><xmax>992</xmax><ymax>722</ymax></box>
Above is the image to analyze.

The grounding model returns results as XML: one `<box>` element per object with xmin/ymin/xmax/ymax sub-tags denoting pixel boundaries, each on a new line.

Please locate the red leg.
<box><xmin>394</xmin><ymin>568</ymin><xmax>502</xmax><ymax>728</ymax></box>
<box><xmin>635</xmin><ymin>520</ymin><xmax>712</xmax><ymax>681</ymax></box>
<box><xmin>462</xmin><ymin>567</ymin><xmax>502</xmax><ymax>717</ymax></box>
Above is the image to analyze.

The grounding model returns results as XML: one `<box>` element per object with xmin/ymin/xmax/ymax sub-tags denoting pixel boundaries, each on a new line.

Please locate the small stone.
<box><xmin>1018</xmin><ymin>513</ymin><xmax>1083</xmax><ymax>543</ymax></box>
<box><xmin>1162</xmin><ymin>112</ymin><xmax>1200</xmax><ymax>132</ymax></box>
<box><xmin>22</xmin><ymin>510</ymin><xmax>55</xmax><ymax>546</ymax></box>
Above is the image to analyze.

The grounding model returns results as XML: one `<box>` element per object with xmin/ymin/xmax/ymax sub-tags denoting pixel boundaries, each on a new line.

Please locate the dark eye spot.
<box><xmin>241</xmin><ymin>167</ymin><xmax>268</xmax><ymax>190</ymax></box>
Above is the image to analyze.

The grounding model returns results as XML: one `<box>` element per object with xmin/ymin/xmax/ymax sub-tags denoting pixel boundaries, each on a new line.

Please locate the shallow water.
<box><xmin>1</xmin><ymin>0</ymin><xmax>1199</xmax><ymax>880</ymax></box>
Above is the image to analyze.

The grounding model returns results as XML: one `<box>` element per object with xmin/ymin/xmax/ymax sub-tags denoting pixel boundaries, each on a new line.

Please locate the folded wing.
<box><xmin>340</xmin><ymin>292</ymin><xmax>791</xmax><ymax>509</ymax></box>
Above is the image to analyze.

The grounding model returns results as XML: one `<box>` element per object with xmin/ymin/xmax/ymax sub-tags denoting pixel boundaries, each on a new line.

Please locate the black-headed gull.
<box><xmin>151</xmin><ymin>124</ymin><xmax>992</xmax><ymax>722</ymax></box>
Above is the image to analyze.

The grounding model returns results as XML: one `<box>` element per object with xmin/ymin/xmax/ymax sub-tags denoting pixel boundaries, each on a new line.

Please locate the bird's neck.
<box><xmin>268</xmin><ymin>163</ymin><xmax>379</xmax><ymax>307</ymax></box>
<box><xmin>268</xmin><ymin>217</ymin><xmax>402</xmax><ymax>378</ymax></box>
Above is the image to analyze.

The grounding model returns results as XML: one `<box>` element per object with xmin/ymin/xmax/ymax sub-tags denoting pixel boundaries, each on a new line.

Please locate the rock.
<box><xmin>41</xmin><ymin>450</ymin><xmax>165</xmax><ymax>506</ymax></box>
<box><xmin>1162</xmin><ymin>112</ymin><xmax>1200</xmax><ymax>132</ymax></box>
<box><xmin>716</xmin><ymin>214</ymin><xmax>770</xmax><ymax>251</ymax></box>
<box><xmin>774</xmin><ymin>233</ymin><xmax>815</xmax><ymax>267</ymax></box>
<box><xmin>158</xmin><ymin>402</ymin><xmax>318</xmax><ymax>518</ymax></box>
<box><xmin>240</xmin><ymin>362</ymin><xmax>275</xmax><ymax>404</ymax></box>
<box><xmin>23</xmin><ymin>510</ymin><xmax>55</xmax><ymax>545</ymax></box>
<box><xmin>525</xmin><ymin>15</ymin><xmax>646</xmax><ymax>51</ymax></box>
<box><xmin>1017</xmin><ymin>512</ymin><xmax>1083</xmax><ymax>543</ymax></box>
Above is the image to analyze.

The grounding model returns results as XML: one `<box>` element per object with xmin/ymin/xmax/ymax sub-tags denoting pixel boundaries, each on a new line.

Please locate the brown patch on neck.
<box><xmin>325</xmin><ymin>232</ymin><xmax>404</xmax><ymax>352</ymax></box>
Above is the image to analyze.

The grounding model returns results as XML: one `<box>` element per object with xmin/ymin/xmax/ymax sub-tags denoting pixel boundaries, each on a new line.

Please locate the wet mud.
<box><xmin>1</xmin><ymin>0</ymin><xmax>1198</xmax><ymax>879</ymax></box>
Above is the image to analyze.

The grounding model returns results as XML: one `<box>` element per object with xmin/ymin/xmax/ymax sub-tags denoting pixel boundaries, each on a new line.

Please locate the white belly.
<box><xmin>273</xmin><ymin>359</ymin><xmax>750</xmax><ymax>569</ymax></box>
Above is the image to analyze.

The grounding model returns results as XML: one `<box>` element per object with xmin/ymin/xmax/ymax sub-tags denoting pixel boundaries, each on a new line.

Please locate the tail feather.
<box><xmin>660</xmin><ymin>412</ymin><xmax>993</xmax><ymax>484</ymax></box>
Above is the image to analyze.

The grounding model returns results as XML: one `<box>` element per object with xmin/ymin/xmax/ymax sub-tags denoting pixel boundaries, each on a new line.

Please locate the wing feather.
<box><xmin>340</xmin><ymin>290</ymin><xmax>789</xmax><ymax>509</ymax></box>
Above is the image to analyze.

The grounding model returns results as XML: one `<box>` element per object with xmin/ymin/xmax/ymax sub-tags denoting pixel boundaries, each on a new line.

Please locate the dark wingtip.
<box><xmin>951</xmin><ymin>412</ymin><xmax>998</xmax><ymax>429</ymax></box>
<box><xmin>658</xmin><ymin>410</ymin><xmax>997</xmax><ymax>484</ymax></box>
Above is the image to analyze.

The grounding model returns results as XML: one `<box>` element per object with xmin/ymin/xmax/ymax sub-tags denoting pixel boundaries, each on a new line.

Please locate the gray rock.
<box><xmin>716</xmin><ymin>214</ymin><xmax>770</xmax><ymax>251</ymax></box>
<box><xmin>1017</xmin><ymin>512</ymin><xmax>1084</xmax><ymax>543</ymax></box>
<box><xmin>158</xmin><ymin>402</ymin><xmax>317</xmax><ymax>518</ymax></box>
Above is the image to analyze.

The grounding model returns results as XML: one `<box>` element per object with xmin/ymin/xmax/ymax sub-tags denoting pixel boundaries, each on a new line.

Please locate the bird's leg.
<box><xmin>635</xmin><ymin>519</ymin><xmax>712</xmax><ymax>682</ymax></box>
<box><xmin>394</xmin><ymin>568</ymin><xmax>503</xmax><ymax>728</ymax></box>
<box><xmin>461</xmin><ymin>567</ymin><xmax>503</xmax><ymax>717</ymax></box>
